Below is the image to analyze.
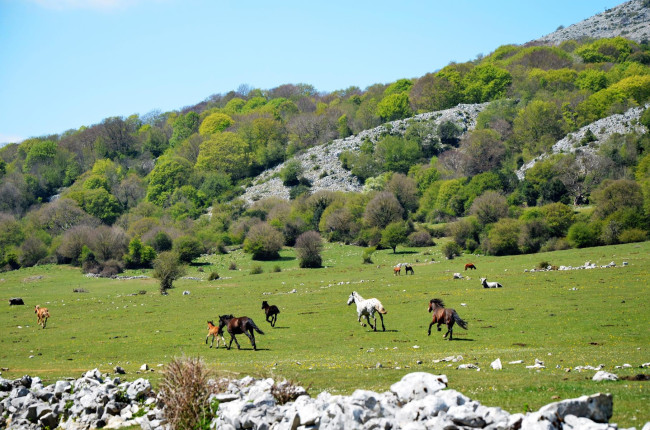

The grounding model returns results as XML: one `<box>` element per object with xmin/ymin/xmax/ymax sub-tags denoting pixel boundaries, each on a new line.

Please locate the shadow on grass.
<box><xmin>271</xmin><ymin>326</ymin><xmax>290</xmax><ymax>329</ymax></box>
<box><xmin>224</xmin><ymin>347</ymin><xmax>271</xmax><ymax>351</ymax></box>
<box><xmin>449</xmin><ymin>338</ymin><xmax>475</xmax><ymax>341</ymax></box>
<box><xmin>190</xmin><ymin>261</ymin><xmax>211</xmax><ymax>266</ymax></box>
<box><xmin>368</xmin><ymin>329</ymin><xmax>399</xmax><ymax>333</ymax></box>
<box><xmin>391</xmin><ymin>250</ymin><xmax>419</xmax><ymax>255</ymax></box>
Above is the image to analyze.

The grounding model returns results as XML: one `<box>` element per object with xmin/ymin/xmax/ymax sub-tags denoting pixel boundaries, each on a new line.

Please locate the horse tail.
<box><xmin>452</xmin><ymin>310</ymin><xmax>468</xmax><ymax>330</ymax></box>
<box><xmin>249</xmin><ymin>319</ymin><xmax>265</xmax><ymax>335</ymax></box>
<box><xmin>375</xmin><ymin>304</ymin><xmax>388</xmax><ymax>314</ymax></box>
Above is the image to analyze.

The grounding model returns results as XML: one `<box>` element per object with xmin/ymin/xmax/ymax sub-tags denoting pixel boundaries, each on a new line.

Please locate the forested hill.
<box><xmin>534</xmin><ymin>0</ymin><xmax>650</xmax><ymax>45</ymax></box>
<box><xmin>1</xmin><ymin>1</ymin><xmax>650</xmax><ymax>274</ymax></box>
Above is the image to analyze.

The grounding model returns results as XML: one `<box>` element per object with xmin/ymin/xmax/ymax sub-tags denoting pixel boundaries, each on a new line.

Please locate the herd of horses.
<box><xmin>205</xmin><ymin>262</ymin><xmax>497</xmax><ymax>350</ymax></box>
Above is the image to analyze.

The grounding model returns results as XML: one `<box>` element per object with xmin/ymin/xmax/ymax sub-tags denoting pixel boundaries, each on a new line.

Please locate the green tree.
<box><xmin>591</xmin><ymin>179</ymin><xmax>644</xmax><ymax>220</ymax></box>
<box><xmin>174</xmin><ymin>236</ymin><xmax>204</xmax><ymax>263</ymax></box>
<box><xmin>243</xmin><ymin>222</ymin><xmax>284</xmax><ymax>260</ymax></box>
<box><xmin>195</xmin><ymin>132</ymin><xmax>250</xmax><ymax>179</ymax></box>
<box><xmin>123</xmin><ymin>237</ymin><xmax>156</xmax><ymax>268</ymax></box>
<box><xmin>376</xmin><ymin>93</ymin><xmax>412</xmax><ymax>122</ymax></box>
<box><xmin>152</xmin><ymin>251</ymin><xmax>186</xmax><ymax>294</ymax></box>
<box><xmin>567</xmin><ymin>222</ymin><xmax>601</xmax><ymax>248</ymax></box>
<box><xmin>364</xmin><ymin>192</ymin><xmax>404</xmax><ymax>228</ymax></box>
<box><xmin>82</xmin><ymin>188</ymin><xmax>122</xmax><ymax>224</ymax></box>
<box><xmin>381</xmin><ymin>221</ymin><xmax>409</xmax><ymax>253</ymax></box>
<box><xmin>540</xmin><ymin>202</ymin><xmax>574</xmax><ymax>237</ymax></box>
<box><xmin>484</xmin><ymin>218</ymin><xmax>521</xmax><ymax>256</ymax></box>
<box><xmin>170</xmin><ymin>112</ymin><xmax>199</xmax><ymax>147</ymax></box>
<box><xmin>146</xmin><ymin>157</ymin><xmax>192</xmax><ymax>206</ymax></box>
<box><xmin>199</xmin><ymin>112</ymin><xmax>234</xmax><ymax>136</ymax></box>
<box><xmin>375</xmin><ymin>136</ymin><xmax>422</xmax><ymax>174</ymax></box>
<box><xmin>462</xmin><ymin>64</ymin><xmax>512</xmax><ymax>103</ymax></box>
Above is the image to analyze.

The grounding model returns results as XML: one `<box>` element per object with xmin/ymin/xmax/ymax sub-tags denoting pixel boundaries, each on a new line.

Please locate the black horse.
<box><xmin>261</xmin><ymin>301</ymin><xmax>280</xmax><ymax>327</ymax></box>
<box><xmin>218</xmin><ymin>314</ymin><xmax>265</xmax><ymax>350</ymax></box>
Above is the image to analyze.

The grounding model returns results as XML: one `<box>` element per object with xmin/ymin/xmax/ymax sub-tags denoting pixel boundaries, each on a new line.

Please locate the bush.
<box><xmin>244</xmin><ymin>223</ymin><xmax>284</xmax><ymax>260</ymax></box>
<box><xmin>153</xmin><ymin>251</ymin><xmax>186</xmax><ymax>294</ymax></box>
<box><xmin>357</xmin><ymin>227</ymin><xmax>383</xmax><ymax>248</ymax></box>
<box><xmin>280</xmin><ymin>160</ymin><xmax>303</xmax><ymax>186</ymax></box>
<box><xmin>160</xmin><ymin>356</ymin><xmax>215</xmax><ymax>430</ymax></box>
<box><xmin>272</xmin><ymin>265</ymin><xmax>281</xmax><ymax>273</ymax></box>
<box><xmin>428</xmin><ymin>224</ymin><xmax>448</xmax><ymax>238</ymax></box>
<box><xmin>228</xmin><ymin>261</ymin><xmax>237</xmax><ymax>270</ymax></box>
<box><xmin>362</xmin><ymin>247</ymin><xmax>376</xmax><ymax>264</ymax></box>
<box><xmin>408</xmin><ymin>230</ymin><xmax>434</xmax><ymax>247</ymax></box>
<box><xmin>567</xmin><ymin>222</ymin><xmax>601</xmax><ymax>248</ymax></box>
<box><xmin>484</xmin><ymin>218</ymin><xmax>521</xmax><ymax>256</ymax></box>
<box><xmin>539</xmin><ymin>237</ymin><xmax>571</xmax><ymax>252</ymax></box>
<box><xmin>442</xmin><ymin>242</ymin><xmax>462</xmax><ymax>259</ymax></box>
<box><xmin>618</xmin><ymin>228</ymin><xmax>648</xmax><ymax>243</ymax></box>
<box><xmin>295</xmin><ymin>231</ymin><xmax>323</xmax><ymax>268</ymax></box>
<box><xmin>271</xmin><ymin>380</ymin><xmax>309</xmax><ymax>405</ymax></box>
<box><xmin>100</xmin><ymin>259</ymin><xmax>123</xmax><ymax>277</ymax></box>
<box><xmin>174</xmin><ymin>236</ymin><xmax>204</xmax><ymax>263</ymax></box>
<box><xmin>208</xmin><ymin>271</ymin><xmax>219</xmax><ymax>281</ymax></box>
<box><xmin>250</xmin><ymin>264</ymin><xmax>263</xmax><ymax>275</ymax></box>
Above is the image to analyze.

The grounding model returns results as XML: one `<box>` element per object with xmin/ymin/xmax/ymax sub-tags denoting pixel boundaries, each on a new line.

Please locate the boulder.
<box><xmin>390</xmin><ymin>373</ymin><xmax>447</xmax><ymax>403</ymax></box>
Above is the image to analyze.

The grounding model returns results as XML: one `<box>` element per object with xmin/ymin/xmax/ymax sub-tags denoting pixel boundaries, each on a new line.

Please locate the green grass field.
<box><xmin>1</xmin><ymin>240</ymin><xmax>648</xmax><ymax>427</ymax></box>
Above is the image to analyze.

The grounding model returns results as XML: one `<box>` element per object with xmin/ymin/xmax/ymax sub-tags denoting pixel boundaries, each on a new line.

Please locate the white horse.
<box><xmin>347</xmin><ymin>291</ymin><xmax>387</xmax><ymax>331</ymax></box>
<box><xmin>480</xmin><ymin>278</ymin><xmax>503</xmax><ymax>288</ymax></box>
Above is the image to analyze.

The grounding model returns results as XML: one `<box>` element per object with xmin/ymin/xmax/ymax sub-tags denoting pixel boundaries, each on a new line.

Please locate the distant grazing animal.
<box><xmin>34</xmin><ymin>305</ymin><xmax>50</xmax><ymax>328</ymax></box>
<box><xmin>261</xmin><ymin>301</ymin><xmax>280</xmax><ymax>327</ymax></box>
<box><xmin>218</xmin><ymin>314</ymin><xmax>265</xmax><ymax>351</ymax></box>
<box><xmin>465</xmin><ymin>263</ymin><xmax>477</xmax><ymax>271</ymax></box>
<box><xmin>427</xmin><ymin>298</ymin><xmax>468</xmax><ymax>340</ymax></box>
<box><xmin>480</xmin><ymin>278</ymin><xmax>503</xmax><ymax>288</ymax></box>
<box><xmin>393</xmin><ymin>265</ymin><xmax>401</xmax><ymax>275</ymax></box>
<box><xmin>404</xmin><ymin>264</ymin><xmax>414</xmax><ymax>275</ymax></box>
<box><xmin>9</xmin><ymin>298</ymin><xmax>24</xmax><ymax>306</ymax></box>
<box><xmin>206</xmin><ymin>320</ymin><xmax>225</xmax><ymax>348</ymax></box>
<box><xmin>347</xmin><ymin>291</ymin><xmax>387</xmax><ymax>332</ymax></box>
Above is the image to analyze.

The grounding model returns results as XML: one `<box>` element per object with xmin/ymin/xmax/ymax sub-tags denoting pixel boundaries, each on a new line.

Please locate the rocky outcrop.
<box><xmin>241</xmin><ymin>103</ymin><xmax>489</xmax><ymax>205</ymax></box>
<box><xmin>517</xmin><ymin>104</ymin><xmax>648</xmax><ymax>180</ymax></box>
<box><xmin>2</xmin><ymin>370</ymin><xmax>644</xmax><ymax>429</ymax></box>
<box><xmin>534</xmin><ymin>0</ymin><xmax>650</xmax><ymax>45</ymax></box>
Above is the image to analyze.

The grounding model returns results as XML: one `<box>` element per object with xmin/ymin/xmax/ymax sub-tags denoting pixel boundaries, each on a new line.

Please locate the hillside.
<box><xmin>534</xmin><ymin>0</ymin><xmax>650</xmax><ymax>45</ymax></box>
<box><xmin>242</xmin><ymin>103</ymin><xmax>488</xmax><ymax>204</ymax></box>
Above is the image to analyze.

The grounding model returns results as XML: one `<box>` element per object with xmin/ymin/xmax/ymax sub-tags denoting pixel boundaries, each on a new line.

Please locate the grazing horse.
<box><xmin>206</xmin><ymin>320</ymin><xmax>225</xmax><ymax>348</ymax></box>
<box><xmin>34</xmin><ymin>305</ymin><xmax>50</xmax><ymax>328</ymax></box>
<box><xmin>347</xmin><ymin>291</ymin><xmax>387</xmax><ymax>331</ymax></box>
<box><xmin>218</xmin><ymin>314</ymin><xmax>265</xmax><ymax>351</ymax></box>
<box><xmin>480</xmin><ymin>278</ymin><xmax>503</xmax><ymax>288</ymax></box>
<box><xmin>427</xmin><ymin>299</ymin><xmax>468</xmax><ymax>340</ymax></box>
<box><xmin>465</xmin><ymin>263</ymin><xmax>477</xmax><ymax>271</ymax></box>
<box><xmin>393</xmin><ymin>265</ymin><xmax>401</xmax><ymax>275</ymax></box>
<box><xmin>261</xmin><ymin>301</ymin><xmax>280</xmax><ymax>327</ymax></box>
<box><xmin>404</xmin><ymin>264</ymin><xmax>414</xmax><ymax>275</ymax></box>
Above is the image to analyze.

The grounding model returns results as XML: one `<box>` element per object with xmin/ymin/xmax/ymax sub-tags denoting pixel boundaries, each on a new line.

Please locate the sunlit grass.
<box><xmin>0</xmin><ymin>241</ymin><xmax>648</xmax><ymax>426</ymax></box>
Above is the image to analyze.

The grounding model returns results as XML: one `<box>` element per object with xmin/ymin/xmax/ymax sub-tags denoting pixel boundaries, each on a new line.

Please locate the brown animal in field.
<box><xmin>218</xmin><ymin>314</ymin><xmax>265</xmax><ymax>350</ymax></box>
<box><xmin>34</xmin><ymin>305</ymin><xmax>50</xmax><ymax>328</ymax></box>
<box><xmin>464</xmin><ymin>263</ymin><xmax>477</xmax><ymax>270</ymax></box>
<box><xmin>404</xmin><ymin>264</ymin><xmax>414</xmax><ymax>275</ymax></box>
<box><xmin>427</xmin><ymin>299</ymin><xmax>467</xmax><ymax>340</ymax></box>
<box><xmin>206</xmin><ymin>320</ymin><xmax>225</xmax><ymax>348</ymax></box>
<box><xmin>261</xmin><ymin>301</ymin><xmax>280</xmax><ymax>327</ymax></box>
<box><xmin>393</xmin><ymin>265</ymin><xmax>401</xmax><ymax>275</ymax></box>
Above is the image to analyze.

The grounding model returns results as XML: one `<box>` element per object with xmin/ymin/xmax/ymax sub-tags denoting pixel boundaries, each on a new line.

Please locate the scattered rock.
<box><xmin>491</xmin><ymin>358</ymin><xmax>502</xmax><ymax>370</ymax></box>
<box><xmin>593</xmin><ymin>371</ymin><xmax>618</xmax><ymax>382</ymax></box>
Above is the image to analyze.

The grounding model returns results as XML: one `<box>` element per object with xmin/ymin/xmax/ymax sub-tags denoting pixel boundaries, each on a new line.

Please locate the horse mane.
<box><xmin>352</xmin><ymin>291</ymin><xmax>364</xmax><ymax>301</ymax></box>
<box><xmin>430</xmin><ymin>298</ymin><xmax>445</xmax><ymax>308</ymax></box>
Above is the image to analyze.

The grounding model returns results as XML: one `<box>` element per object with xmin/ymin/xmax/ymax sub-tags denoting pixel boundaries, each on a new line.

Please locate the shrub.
<box><xmin>618</xmin><ymin>228</ymin><xmax>648</xmax><ymax>243</ymax></box>
<box><xmin>272</xmin><ymin>265</ymin><xmax>281</xmax><ymax>273</ymax></box>
<box><xmin>408</xmin><ymin>230</ymin><xmax>434</xmax><ymax>247</ymax></box>
<box><xmin>174</xmin><ymin>236</ymin><xmax>204</xmax><ymax>263</ymax></box>
<box><xmin>244</xmin><ymin>223</ymin><xmax>284</xmax><ymax>260</ymax></box>
<box><xmin>159</xmin><ymin>356</ymin><xmax>214</xmax><ymax>430</ymax></box>
<box><xmin>361</xmin><ymin>247</ymin><xmax>376</xmax><ymax>264</ymax></box>
<box><xmin>538</xmin><ymin>261</ymin><xmax>550</xmax><ymax>270</ymax></box>
<box><xmin>567</xmin><ymin>222</ymin><xmax>601</xmax><ymax>248</ymax></box>
<box><xmin>428</xmin><ymin>224</ymin><xmax>448</xmax><ymax>238</ymax></box>
<box><xmin>484</xmin><ymin>218</ymin><xmax>521</xmax><ymax>256</ymax></box>
<box><xmin>442</xmin><ymin>242</ymin><xmax>462</xmax><ymax>259</ymax></box>
<box><xmin>19</xmin><ymin>237</ymin><xmax>48</xmax><ymax>267</ymax></box>
<box><xmin>271</xmin><ymin>380</ymin><xmax>309</xmax><ymax>405</ymax></box>
<box><xmin>470</xmin><ymin>191</ymin><xmax>508</xmax><ymax>226</ymax></box>
<box><xmin>208</xmin><ymin>271</ymin><xmax>219</xmax><ymax>281</ymax></box>
<box><xmin>228</xmin><ymin>261</ymin><xmax>237</xmax><ymax>270</ymax></box>
<box><xmin>150</xmin><ymin>231</ymin><xmax>173</xmax><ymax>252</ymax></box>
<box><xmin>153</xmin><ymin>251</ymin><xmax>186</xmax><ymax>294</ymax></box>
<box><xmin>100</xmin><ymin>259</ymin><xmax>123</xmax><ymax>277</ymax></box>
<box><xmin>381</xmin><ymin>222</ymin><xmax>409</xmax><ymax>253</ymax></box>
<box><xmin>295</xmin><ymin>231</ymin><xmax>323</xmax><ymax>268</ymax></box>
<box><xmin>280</xmin><ymin>160</ymin><xmax>303</xmax><ymax>186</ymax></box>
<box><xmin>540</xmin><ymin>237</ymin><xmax>571</xmax><ymax>252</ymax></box>
<box><xmin>250</xmin><ymin>264</ymin><xmax>263</xmax><ymax>275</ymax></box>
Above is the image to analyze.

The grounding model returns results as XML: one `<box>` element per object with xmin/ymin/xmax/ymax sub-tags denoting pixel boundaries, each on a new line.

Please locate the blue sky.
<box><xmin>0</xmin><ymin>0</ymin><xmax>616</xmax><ymax>144</ymax></box>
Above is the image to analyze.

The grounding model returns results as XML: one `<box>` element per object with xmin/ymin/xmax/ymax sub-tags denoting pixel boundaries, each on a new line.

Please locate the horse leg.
<box><xmin>437</xmin><ymin>323</ymin><xmax>442</xmax><ymax>332</ymax></box>
<box><xmin>232</xmin><ymin>334</ymin><xmax>241</xmax><ymax>350</ymax></box>
<box><xmin>244</xmin><ymin>330</ymin><xmax>256</xmax><ymax>350</ymax></box>
<box><xmin>379</xmin><ymin>313</ymin><xmax>385</xmax><ymax>332</ymax></box>
<box><xmin>358</xmin><ymin>314</ymin><xmax>366</xmax><ymax>327</ymax></box>
<box><xmin>272</xmin><ymin>314</ymin><xmax>277</xmax><ymax>327</ymax></box>
<box><xmin>428</xmin><ymin>321</ymin><xmax>435</xmax><ymax>336</ymax></box>
<box><xmin>365</xmin><ymin>314</ymin><xmax>375</xmax><ymax>330</ymax></box>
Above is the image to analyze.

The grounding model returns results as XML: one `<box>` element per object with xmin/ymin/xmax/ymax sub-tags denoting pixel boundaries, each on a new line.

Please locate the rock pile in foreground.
<box><xmin>2</xmin><ymin>370</ymin><xmax>647</xmax><ymax>429</ymax></box>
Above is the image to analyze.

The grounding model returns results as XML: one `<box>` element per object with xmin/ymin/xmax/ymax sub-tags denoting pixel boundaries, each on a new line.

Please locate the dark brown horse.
<box><xmin>261</xmin><ymin>301</ymin><xmax>280</xmax><ymax>327</ymax></box>
<box><xmin>464</xmin><ymin>263</ymin><xmax>477</xmax><ymax>271</ymax></box>
<box><xmin>404</xmin><ymin>264</ymin><xmax>414</xmax><ymax>275</ymax></box>
<box><xmin>427</xmin><ymin>299</ymin><xmax>468</xmax><ymax>340</ymax></box>
<box><xmin>218</xmin><ymin>314</ymin><xmax>265</xmax><ymax>350</ymax></box>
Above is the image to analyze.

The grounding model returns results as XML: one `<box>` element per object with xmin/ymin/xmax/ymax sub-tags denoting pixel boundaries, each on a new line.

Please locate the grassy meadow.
<box><xmin>1</xmin><ymin>240</ymin><xmax>648</xmax><ymax>426</ymax></box>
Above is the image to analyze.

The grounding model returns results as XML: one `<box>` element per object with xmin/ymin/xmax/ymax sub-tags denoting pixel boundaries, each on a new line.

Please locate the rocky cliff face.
<box><xmin>241</xmin><ymin>103</ymin><xmax>489</xmax><ymax>205</ymax></box>
<box><xmin>534</xmin><ymin>0</ymin><xmax>650</xmax><ymax>45</ymax></box>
